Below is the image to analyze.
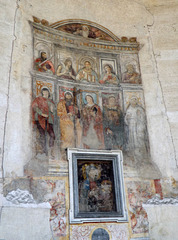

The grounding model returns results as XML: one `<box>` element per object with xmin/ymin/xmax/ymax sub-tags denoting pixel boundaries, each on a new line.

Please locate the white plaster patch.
<box><xmin>144</xmin><ymin>194</ymin><xmax>178</xmax><ymax>205</ymax></box>
<box><xmin>5</xmin><ymin>188</ymin><xmax>35</xmax><ymax>204</ymax></box>
<box><xmin>3</xmin><ymin>188</ymin><xmax>51</xmax><ymax>208</ymax></box>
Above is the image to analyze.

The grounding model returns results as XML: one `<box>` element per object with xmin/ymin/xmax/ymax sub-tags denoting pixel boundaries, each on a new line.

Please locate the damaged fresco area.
<box><xmin>126</xmin><ymin>180</ymin><xmax>155</xmax><ymax>235</ymax></box>
<box><xmin>3</xmin><ymin>178</ymin><xmax>68</xmax><ymax>239</ymax></box>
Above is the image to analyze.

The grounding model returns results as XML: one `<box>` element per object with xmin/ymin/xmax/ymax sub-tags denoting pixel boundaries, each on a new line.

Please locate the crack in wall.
<box><xmin>146</xmin><ymin>25</ymin><xmax>178</xmax><ymax>168</ymax></box>
<box><xmin>130</xmin><ymin>0</ymin><xmax>154</xmax><ymax>26</ymax></box>
<box><xmin>132</xmin><ymin>0</ymin><xmax>178</xmax><ymax>169</ymax></box>
<box><xmin>1</xmin><ymin>0</ymin><xmax>19</xmax><ymax>182</ymax></box>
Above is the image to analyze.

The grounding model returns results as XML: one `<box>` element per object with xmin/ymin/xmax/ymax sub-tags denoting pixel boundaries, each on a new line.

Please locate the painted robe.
<box><xmin>99</xmin><ymin>72</ymin><xmax>119</xmax><ymax>85</ymax></box>
<box><xmin>34</xmin><ymin>58</ymin><xmax>55</xmax><ymax>74</ymax></box>
<box><xmin>103</xmin><ymin>105</ymin><xmax>124</xmax><ymax>149</ymax></box>
<box><xmin>57</xmin><ymin>100</ymin><xmax>82</xmax><ymax>149</ymax></box>
<box><xmin>125</xmin><ymin>104</ymin><xmax>148</xmax><ymax>154</ymax></box>
<box><xmin>32</xmin><ymin>96</ymin><xmax>55</xmax><ymax>149</ymax></box>
<box><xmin>82</xmin><ymin>104</ymin><xmax>104</xmax><ymax>149</ymax></box>
<box><xmin>76</xmin><ymin>68</ymin><xmax>98</xmax><ymax>83</ymax></box>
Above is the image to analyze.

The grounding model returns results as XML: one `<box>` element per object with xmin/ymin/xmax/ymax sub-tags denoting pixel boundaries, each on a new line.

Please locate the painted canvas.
<box><xmin>78</xmin><ymin>160</ymin><xmax>116</xmax><ymax>212</ymax></box>
<box><xmin>68</xmin><ymin>149</ymin><xmax>127</xmax><ymax>223</ymax></box>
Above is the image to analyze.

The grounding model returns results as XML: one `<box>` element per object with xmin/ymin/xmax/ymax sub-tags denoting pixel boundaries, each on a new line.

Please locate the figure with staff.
<box><xmin>32</xmin><ymin>87</ymin><xmax>55</xmax><ymax>157</ymax></box>
<box><xmin>57</xmin><ymin>90</ymin><xmax>82</xmax><ymax>159</ymax></box>
<box><xmin>34</xmin><ymin>51</ymin><xmax>55</xmax><ymax>74</ymax></box>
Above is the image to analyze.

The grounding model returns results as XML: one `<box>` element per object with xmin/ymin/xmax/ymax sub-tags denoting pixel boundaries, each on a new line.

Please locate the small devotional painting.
<box><xmin>68</xmin><ymin>149</ymin><xmax>128</xmax><ymax>223</ymax></box>
<box><xmin>78</xmin><ymin>160</ymin><xmax>116</xmax><ymax>213</ymax></box>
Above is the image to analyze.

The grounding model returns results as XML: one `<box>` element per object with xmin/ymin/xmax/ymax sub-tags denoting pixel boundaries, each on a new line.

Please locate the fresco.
<box><xmin>80</xmin><ymin>91</ymin><xmax>105</xmax><ymax>149</ymax></box>
<box><xmin>102</xmin><ymin>93</ymin><xmax>124</xmax><ymax>150</ymax></box>
<box><xmin>122</xmin><ymin>64</ymin><xmax>141</xmax><ymax>84</ymax></box>
<box><xmin>123</xmin><ymin>92</ymin><xmax>149</xmax><ymax>162</ymax></box>
<box><xmin>41</xmin><ymin>179</ymin><xmax>67</xmax><ymax>238</ymax></box>
<box><xmin>120</xmin><ymin>54</ymin><xmax>141</xmax><ymax>84</ymax></box>
<box><xmin>34</xmin><ymin>51</ymin><xmax>55</xmax><ymax>74</ymax></box>
<box><xmin>126</xmin><ymin>181</ymin><xmax>155</xmax><ymax>234</ymax></box>
<box><xmin>99</xmin><ymin>64</ymin><xmax>119</xmax><ymax>85</ymax></box>
<box><xmin>54</xmin><ymin>23</ymin><xmax>115</xmax><ymax>41</ymax></box>
<box><xmin>32</xmin><ymin>85</ymin><xmax>55</xmax><ymax>158</ymax></box>
<box><xmin>57</xmin><ymin>87</ymin><xmax>82</xmax><ymax>155</ymax></box>
<box><xmin>29</xmin><ymin>19</ymin><xmax>150</xmax><ymax>176</ymax></box>
<box><xmin>56</xmin><ymin>58</ymin><xmax>76</xmax><ymax>80</ymax></box>
<box><xmin>78</xmin><ymin>161</ymin><xmax>116</xmax><ymax>212</ymax></box>
<box><xmin>125</xmin><ymin>96</ymin><xmax>148</xmax><ymax>154</ymax></box>
<box><xmin>76</xmin><ymin>60</ymin><xmax>98</xmax><ymax>83</ymax></box>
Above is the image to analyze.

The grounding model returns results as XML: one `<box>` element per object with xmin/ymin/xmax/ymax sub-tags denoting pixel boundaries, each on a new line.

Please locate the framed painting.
<box><xmin>100</xmin><ymin>58</ymin><xmax>117</xmax><ymax>75</ymax></box>
<box><xmin>68</xmin><ymin>148</ymin><xmax>128</xmax><ymax>223</ymax></box>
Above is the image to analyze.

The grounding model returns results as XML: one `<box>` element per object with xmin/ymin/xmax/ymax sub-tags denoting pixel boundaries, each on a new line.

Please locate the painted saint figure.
<box><xmin>56</xmin><ymin>58</ymin><xmax>76</xmax><ymax>80</ymax></box>
<box><xmin>76</xmin><ymin>61</ymin><xmax>98</xmax><ymax>83</ymax></box>
<box><xmin>99</xmin><ymin>64</ymin><xmax>119</xmax><ymax>85</ymax></box>
<box><xmin>103</xmin><ymin>96</ymin><xmax>124</xmax><ymax>149</ymax></box>
<box><xmin>34</xmin><ymin>51</ymin><xmax>55</xmax><ymax>74</ymax></box>
<box><xmin>122</xmin><ymin>64</ymin><xmax>141</xmax><ymax>84</ymax></box>
<box><xmin>82</xmin><ymin>95</ymin><xmax>104</xmax><ymax>149</ymax></box>
<box><xmin>57</xmin><ymin>92</ymin><xmax>82</xmax><ymax>154</ymax></box>
<box><xmin>125</xmin><ymin>96</ymin><xmax>148</xmax><ymax>157</ymax></box>
<box><xmin>32</xmin><ymin>88</ymin><xmax>55</xmax><ymax>156</ymax></box>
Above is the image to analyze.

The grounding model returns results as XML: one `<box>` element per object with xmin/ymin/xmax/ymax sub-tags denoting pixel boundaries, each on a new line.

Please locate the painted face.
<box><xmin>65</xmin><ymin>93</ymin><xmax>72</xmax><ymax>100</ymax></box>
<box><xmin>66</xmin><ymin>60</ymin><xmax>72</xmax><ymax>67</ymax></box>
<box><xmin>88</xmin><ymin>168</ymin><xmax>100</xmax><ymax>181</ymax></box>
<box><xmin>85</xmin><ymin>61</ymin><xmax>91</xmax><ymax>70</ymax></box>
<box><xmin>130</xmin><ymin>97</ymin><xmax>138</xmax><ymax>107</ymax></box>
<box><xmin>58</xmin><ymin>65</ymin><xmax>62</xmax><ymax>71</ymax></box>
<box><xmin>108</xmin><ymin>97</ymin><xmax>116</xmax><ymax>106</ymax></box>
<box><xmin>105</xmin><ymin>65</ymin><xmax>111</xmax><ymax>73</ymax></box>
<box><xmin>41</xmin><ymin>52</ymin><xmax>47</xmax><ymax>60</ymax></box>
<box><xmin>101</xmin><ymin>181</ymin><xmax>112</xmax><ymax>192</ymax></box>
<box><xmin>127</xmin><ymin>64</ymin><xmax>134</xmax><ymax>73</ymax></box>
<box><xmin>42</xmin><ymin>90</ymin><xmax>49</xmax><ymax>99</ymax></box>
<box><xmin>86</xmin><ymin>95</ymin><xmax>94</xmax><ymax>105</ymax></box>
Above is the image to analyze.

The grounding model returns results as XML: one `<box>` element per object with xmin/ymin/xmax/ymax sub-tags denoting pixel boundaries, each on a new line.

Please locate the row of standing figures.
<box><xmin>32</xmin><ymin>88</ymin><xmax>149</xmax><ymax>160</ymax></box>
<box><xmin>35</xmin><ymin>52</ymin><xmax>142</xmax><ymax>84</ymax></box>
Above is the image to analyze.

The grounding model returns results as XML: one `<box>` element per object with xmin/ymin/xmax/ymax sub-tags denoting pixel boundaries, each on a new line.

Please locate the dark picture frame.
<box><xmin>68</xmin><ymin>149</ymin><xmax>128</xmax><ymax>223</ymax></box>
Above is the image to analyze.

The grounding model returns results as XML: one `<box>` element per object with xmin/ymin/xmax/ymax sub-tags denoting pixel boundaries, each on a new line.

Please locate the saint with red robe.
<box><xmin>32</xmin><ymin>88</ymin><xmax>55</xmax><ymax>155</ymax></box>
<box><xmin>34</xmin><ymin>52</ymin><xmax>55</xmax><ymax>74</ymax></box>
